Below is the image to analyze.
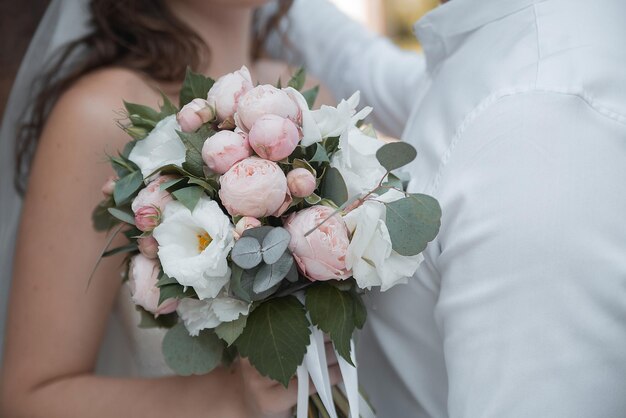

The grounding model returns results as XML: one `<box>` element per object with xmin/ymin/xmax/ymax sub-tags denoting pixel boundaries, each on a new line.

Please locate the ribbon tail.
<box><xmin>336</xmin><ymin>339</ymin><xmax>360</xmax><ymax>418</ymax></box>
<box><xmin>304</xmin><ymin>327</ymin><xmax>338</xmax><ymax>418</ymax></box>
<box><xmin>296</xmin><ymin>364</ymin><xmax>310</xmax><ymax>418</ymax></box>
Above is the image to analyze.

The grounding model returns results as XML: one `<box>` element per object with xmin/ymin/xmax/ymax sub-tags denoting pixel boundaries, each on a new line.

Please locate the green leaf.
<box><xmin>102</xmin><ymin>243</ymin><xmax>137</xmax><ymax>258</ymax></box>
<box><xmin>235</xmin><ymin>296</ymin><xmax>311</xmax><ymax>387</ymax></box>
<box><xmin>179</xmin><ymin>67</ymin><xmax>215</xmax><ymax>107</ymax></box>
<box><xmin>288</xmin><ymin>67</ymin><xmax>306</xmax><ymax>91</ymax></box>
<box><xmin>305</xmin><ymin>193</ymin><xmax>322</xmax><ymax>205</ymax></box>
<box><xmin>107</xmin><ymin>207</ymin><xmax>136</xmax><ymax>225</ymax></box>
<box><xmin>177</xmin><ymin>125</ymin><xmax>212</xmax><ymax>177</ymax></box>
<box><xmin>159</xmin><ymin>91</ymin><xmax>178</xmax><ymax>117</ymax></box>
<box><xmin>158</xmin><ymin>283</ymin><xmax>196</xmax><ymax>306</ymax></box>
<box><xmin>375</xmin><ymin>142</ymin><xmax>418</xmax><ymax>172</ymax></box>
<box><xmin>215</xmin><ymin>315</ymin><xmax>248</xmax><ymax>346</ymax></box>
<box><xmin>301</xmin><ymin>86</ymin><xmax>320</xmax><ymax>109</ymax></box>
<box><xmin>384</xmin><ymin>194</ymin><xmax>441</xmax><ymax>256</ymax></box>
<box><xmin>160</xmin><ymin>177</ymin><xmax>185</xmax><ymax>191</ymax></box>
<box><xmin>163</xmin><ymin>323</ymin><xmax>223</xmax><ymax>376</ymax></box>
<box><xmin>157</xmin><ymin>272</ymin><xmax>179</xmax><ymax>287</ymax></box>
<box><xmin>113</xmin><ymin>170</ymin><xmax>143</xmax><ymax>205</ymax></box>
<box><xmin>124</xmin><ymin>101</ymin><xmax>160</xmax><ymax>127</ymax></box>
<box><xmin>172</xmin><ymin>186</ymin><xmax>204</xmax><ymax>212</ymax></box>
<box><xmin>306</xmin><ymin>283</ymin><xmax>360</xmax><ymax>365</ymax></box>
<box><xmin>92</xmin><ymin>201</ymin><xmax>115</xmax><ymax>231</ymax></box>
<box><xmin>352</xmin><ymin>292</ymin><xmax>367</xmax><ymax>329</ymax></box>
<box><xmin>292</xmin><ymin>159</ymin><xmax>316</xmax><ymax>176</ymax></box>
<box><xmin>321</xmin><ymin>167</ymin><xmax>348</xmax><ymax>206</ymax></box>
<box><xmin>230</xmin><ymin>265</ymin><xmax>253</xmax><ymax>302</ymax></box>
<box><xmin>310</xmin><ymin>143</ymin><xmax>330</xmax><ymax>163</ymax></box>
<box><xmin>253</xmin><ymin>252</ymin><xmax>294</xmax><ymax>294</ymax></box>
<box><xmin>136</xmin><ymin>306</ymin><xmax>178</xmax><ymax>329</ymax></box>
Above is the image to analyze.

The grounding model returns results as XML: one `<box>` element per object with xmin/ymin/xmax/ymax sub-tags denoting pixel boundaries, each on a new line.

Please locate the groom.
<box><xmin>272</xmin><ymin>0</ymin><xmax>626</xmax><ymax>417</ymax></box>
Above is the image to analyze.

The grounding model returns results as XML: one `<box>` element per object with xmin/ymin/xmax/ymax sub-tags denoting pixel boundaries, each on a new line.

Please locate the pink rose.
<box><xmin>202</xmin><ymin>129</ymin><xmax>252</xmax><ymax>174</ymax></box>
<box><xmin>131</xmin><ymin>175</ymin><xmax>176</xmax><ymax>213</ymax></box>
<box><xmin>235</xmin><ymin>85</ymin><xmax>300</xmax><ymax>132</ymax></box>
<box><xmin>137</xmin><ymin>235</ymin><xmax>159</xmax><ymax>259</ymax></box>
<box><xmin>134</xmin><ymin>206</ymin><xmax>160</xmax><ymax>232</ymax></box>
<box><xmin>234</xmin><ymin>216</ymin><xmax>262</xmax><ymax>239</ymax></box>
<box><xmin>284</xmin><ymin>205</ymin><xmax>351</xmax><ymax>281</ymax></box>
<box><xmin>287</xmin><ymin>168</ymin><xmax>317</xmax><ymax>198</ymax></box>
<box><xmin>177</xmin><ymin>98</ymin><xmax>215</xmax><ymax>133</ymax></box>
<box><xmin>129</xmin><ymin>254</ymin><xmax>178</xmax><ymax>315</ymax></box>
<box><xmin>101</xmin><ymin>175</ymin><xmax>117</xmax><ymax>197</ymax></box>
<box><xmin>248</xmin><ymin>115</ymin><xmax>301</xmax><ymax>161</ymax></box>
<box><xmin>207</xmin><ymin>66</ymin><xmax>254</xmax><ymax>122</ymax></box>
<box><xmin>219</xmin><ymin>157</ymin><xmax>288</xmax><ymax>218</ymax></box>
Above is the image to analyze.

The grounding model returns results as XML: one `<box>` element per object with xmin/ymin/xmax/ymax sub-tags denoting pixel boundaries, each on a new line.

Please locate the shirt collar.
<box><xmin>414</xmin><ymin>0</ymin><xmax>544</xmax><ymax>70</ymax></box>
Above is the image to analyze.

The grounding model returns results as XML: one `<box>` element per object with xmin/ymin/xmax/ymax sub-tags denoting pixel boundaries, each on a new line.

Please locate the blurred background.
<box><xmin>0</xmin><ymin>0</ymin><xmax>438</xmax><ymax>118</ymax></box>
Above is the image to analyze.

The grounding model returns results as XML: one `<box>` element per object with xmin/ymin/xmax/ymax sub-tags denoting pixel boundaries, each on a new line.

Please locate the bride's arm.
<box><xmin>0</xmin><ymin>69</ymin><xmax>291</xmax><ymax>418</ymax></box>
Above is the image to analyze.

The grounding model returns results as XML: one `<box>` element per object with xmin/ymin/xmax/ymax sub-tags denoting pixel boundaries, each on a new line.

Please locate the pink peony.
<box><xmin>128</xmin><ymin>254</ymin><xmax>178</xmax><ymax>315</ymax></box>
<box><xmin>287</xmin><ymin>168</ymin><xmax>317</xmax><ymax>198</ymax></box>
<box><xmin>101</xmin><ymin>175</ymin><xmax>117</xmax><ymax>197</ymax></box>
<box><xmin>284</xmin><ymin>205</ymin><xmax>351</xmax><ymax>281</ymax></box>
<box><xmin>234</xmin><ymin>216</ymin><xmax>262</xmax><ymax>239</ymax></box>
<box><xmin>235</xmin><ymin>85</ymin><xmax>300</xmax><ymax>132</ymax></box>
<box><xmin>248</xmin><ymin>115</ymin><xmax>301</xmax><ymax>161</ymax></box>
<box><xmin>177</xmin><ymin>98</ymin><xmax>215</xmax><ymax>133</ymax></box>
<box><xmin>131</xmin><ymin>175</ymin><xmax>176</xmax><ymax>213</ymax></box>
<box><xmin>219</xmin><ymin>157</ymin><xmax>288</xmax><ymax>218</ymax></box>
<box><xmin>207</xmin><ymin>66</ymin><xmax>254</xmax><ymax>122</ymax></box>
<box><xmin>137</xmin><ymin>235</ymin><xmax>159</xmax><ymax>259</ymax></box>
<box><xmin>202</xmin><ymin>129</ymin><xmax>252</xmax><ymax>174</ymax></box>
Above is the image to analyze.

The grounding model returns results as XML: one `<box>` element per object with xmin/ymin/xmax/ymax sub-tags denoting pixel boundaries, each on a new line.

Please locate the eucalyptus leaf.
<box><xmin>384</xmin><ymin>194</ymin><xmax>441</xmax><ymax>256</ymax></box>
<box><xmin>301</xmin><ymin>85</ymin><xmax>320</xmax><ymax>109</ymax></box>
<box><xmin>158</xmin><ymin>283</ymin><xmax>196</xmax><ymax>306</ymax></box>
<box><xmin>261</xmin><ymin>227</ymin><xmax>291</xmax><ymax>265</ymax></box>
<box><xmin>235</xmin><ymin>296</ymin><xmax>311</xmax><ymax>386</ymax></box>
<box><xmin>160</xmin><ymin>177</ymin><xmax>185</xmax><ymax>191</ymax></box>
<box><xmin>172</xmin><ymin>186</ymin><xmax>204</xmax><ymax>212</ymax></box>
<box><xmin>215</xmin><ymin>315</ymin><xmax>248</xmax><ymax>346</ymax></box>
<box><xmin>321</xmin><ymin>167</ymin><xmax>348</xmax><ymax>206</ymax></box>
<box><xmin>92</xmin><ymin>201</ymin><xmax>115</xmax><ymax>231</ymax></box>
<box><xmin>163</xmin><ymin>323</ymin><xmax>223</xmax><ymax>376</ymax></box>
<box><xmin>113</xmin><ymin>170</ymin><xmax>143</xmax><ymax>205</ymax></box>
<box><xmin>253</xmin><ymin>252</ymin><xmax>294</xmax><ymax>294</ymax></box>
<box><xmin>107</xmin><ymin>208</ymin><xmax>135</xmax><ymax>225</ymax></box>
<box><xmin>310</xmin><ymin>143</ymin><xmax>330</xmax><ymax>163</ymax></box>
<box><xmin>231</xmin><ymin>237</ymin><xmax>263</xmax><ymax>269</ymax></box>
<box><xmin>157</xmin><ymin>272</ymin><xmax>179</xmax><ymax>287</ymax></box>
<box><xmin>285</xmin><ymin>262</ymin><xmax>299</xmax><ymax>283</ymax></box>
<box><xmin>241</xmin><ymin>226</ymin><xmax>273</xmax><ymax>242</ymax></box>
<box><xmin>375</xmin><ymin>142</ymin><xmax>417</xmax><ymax>172</ymax></box>
<box><xmin>287</xmin><ymin>67</ymin><xmax>306</xmax><ymax>91</ymax></box>
<box><xmin>306</xmin><ymin>283</ymin><xmax>362</xmax><ymax>365</ymax></box>
<box><xmin>230</xmin><ymin>265</ymin><xmax>252</xmax><ymax>302</ymax></box>
<box><xmin>179</xmin><ymin>67</ymin><xmax>215</xmax><ymax>107</ymax></box>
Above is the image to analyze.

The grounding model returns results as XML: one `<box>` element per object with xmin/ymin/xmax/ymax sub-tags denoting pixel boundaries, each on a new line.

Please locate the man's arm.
<box><xmin>268</xmin><ymin>0</ymin><xmax>427</xmax><ymax>137</ymax></box>
<box><xmin>433</xmin><ymin>91</ymin><xmax>626</xmax><ymax>417</ymax></box>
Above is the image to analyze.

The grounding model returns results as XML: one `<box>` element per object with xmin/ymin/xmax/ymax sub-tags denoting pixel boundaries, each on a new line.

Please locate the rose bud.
<box><xmin>287</xmin><ymin>168</ymin><xmax>316</xmax><ymax>198</ymax></box>
<box><xmin>219</xmin><ymin>157</ymin><xmax>288</xmax><ymax>218</ymax></box>
<box><xmin>202</xmin><ymin>130</ymin><xmax>252</xmax><ymax>174</ymax></box>
<box><xmin>207</xmin><ymin>66</ymin><xmax>254</xmax><ymax>122</ymax></box>
<box><xmin>249</xmin><ymin>115</ymin><xmax>300</xmax><ymax>161</ymax></box>
<box><xmin>234</xmin><ymin>216</ymin><xmax>262</xmax><ymax>239</ymax></box>
<box><xmin>176</xmin><ymin>98</ymin><xmax>215</xmax><ymax>133</ymax></box>
<box><xmin>131</xmin><ymin>175</ymin><xmax>176</xmax><ymax>214</ymax></box>
<box><xmin>235</xmin><ymin>85</ymin><xmax>300</xmax><ymax>132</ymax></box>
<box><xmin>284</xmin><ymin>205</ymin><xmax>351</xmax><ymax>281</ymax></box>
<box><xmin>101</xmin><ymin>176</ymin><xmax>118</xmax><ymax>197</ymax></box>
<box><xmin>137</xmin><ymin>235</ymin><xmax>159</xmax><ymax>259</ymax></box>
<box><xmin>129</xmin><ymin>254</ymin><xmax>178</xmax><ymax>315</ymax></box>
<box><xmin>134</xmin><ymin>206</ymin><xmax>160</xmax><ymax>232</ymax></box>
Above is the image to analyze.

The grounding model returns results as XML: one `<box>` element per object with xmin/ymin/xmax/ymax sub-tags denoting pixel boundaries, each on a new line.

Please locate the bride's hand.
<box><xmin>238</xmin><ymin>340</ymin><xmax>342</xmax><ymax>418</ymax></box>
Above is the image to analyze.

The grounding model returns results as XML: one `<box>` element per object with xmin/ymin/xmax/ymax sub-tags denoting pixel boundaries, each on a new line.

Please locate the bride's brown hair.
<box><xmin>14</xmin><ymin>0</ymin><xmax>293</xmax><ymax>194</ymax></box>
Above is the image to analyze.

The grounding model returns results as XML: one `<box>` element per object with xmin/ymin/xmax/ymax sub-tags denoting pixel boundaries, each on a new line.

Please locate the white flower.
<box><xmin>284</xmin><ymin>87</ymin><xmax>322</xmax><ymax>146</ymax></box>
<box><xmin>330</xmin><ymin>127</ymin><xmax>388</xmax><ymax>199</ymax></box>
<box><xmin>343</xmin><ymin>189</ymin><xmax>424</xmax><ymax>291</ymax></box>
<box><xmin>153</xmin><ymin>197</ymin><xmax>234</xmax><ymax>300</ymax></box>
<box><xmin>129</xmin><ymin>115</ymin><xmax>186</xmax><ymax>179</ymax></box>
<box><xmin>177</xmin><ymin>295</ymin><xmax>250</xmax><ymax>336</ymax></box>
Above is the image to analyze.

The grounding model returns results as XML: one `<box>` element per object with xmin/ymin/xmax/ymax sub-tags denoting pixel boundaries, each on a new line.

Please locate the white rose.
<box><xmin>128</xmin><ymin>115</ymin><xmax>186</xmax><ymax>179</ymax></box>
<box><xmin>153</xmin><ymin>197</ymin><xmax>234</xmax><ymax>300</ymax></box>
<box><xmin>344</xmin><ymin>189</ymin><xmax>424</xmax><ymax>291</ymax></box>
<box><xmin>330</xmin><ymin>127</ymin><xmax>388</xmax><ymax>199</ymax></box>
<box><xmin>177</xmin><ymin>295</ymin><xmax>250</xmax><ymax>336</ymax></box>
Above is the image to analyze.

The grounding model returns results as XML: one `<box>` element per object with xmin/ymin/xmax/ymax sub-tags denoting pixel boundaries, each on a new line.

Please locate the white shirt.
<box><xmin>280</xmin><ymin>0</ymin><xmax>626</xmax><ymax>417</ymax></box>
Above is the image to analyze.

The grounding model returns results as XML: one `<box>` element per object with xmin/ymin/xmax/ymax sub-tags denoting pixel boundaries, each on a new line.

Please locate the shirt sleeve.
<box><xmin>267</xmin><ymin>0</ymin><xmax>427</xmax><ymax>137</ymax></box>
<box><xmin>433</xmin><ymin>91</ymin><xmax>626</xmax><ymax>417</ymax></box>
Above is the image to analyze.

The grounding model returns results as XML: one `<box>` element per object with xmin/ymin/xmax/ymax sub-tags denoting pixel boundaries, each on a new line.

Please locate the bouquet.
<box><xmin>93</xmin><ymin>66</ymin><xmax>441</xmax><ymax>417</ymax></box>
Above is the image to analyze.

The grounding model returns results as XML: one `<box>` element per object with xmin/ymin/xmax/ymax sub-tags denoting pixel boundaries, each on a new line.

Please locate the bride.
<box><xmin>0</xmin><ymin>0</ymin><xmax>336</xmax><ymax>416</ymax></box>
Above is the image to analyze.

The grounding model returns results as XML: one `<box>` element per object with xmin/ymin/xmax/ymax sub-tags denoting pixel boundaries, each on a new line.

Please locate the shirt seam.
<box><xmin>427</xmin><ymin>87</ymin><xmax>626</xmax><ymax>195</ymax></box>
<box><xmin>533</xmin><ymin>3</ymin><xmax>541</xmax><ymax>87</ymax></box>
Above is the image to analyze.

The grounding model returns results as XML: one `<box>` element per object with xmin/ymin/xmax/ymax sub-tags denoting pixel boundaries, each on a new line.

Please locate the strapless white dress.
<box><xmin>96</xmin><ymin>283</ymin><xmax>173</xmax><ymax>378</ymax></box>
